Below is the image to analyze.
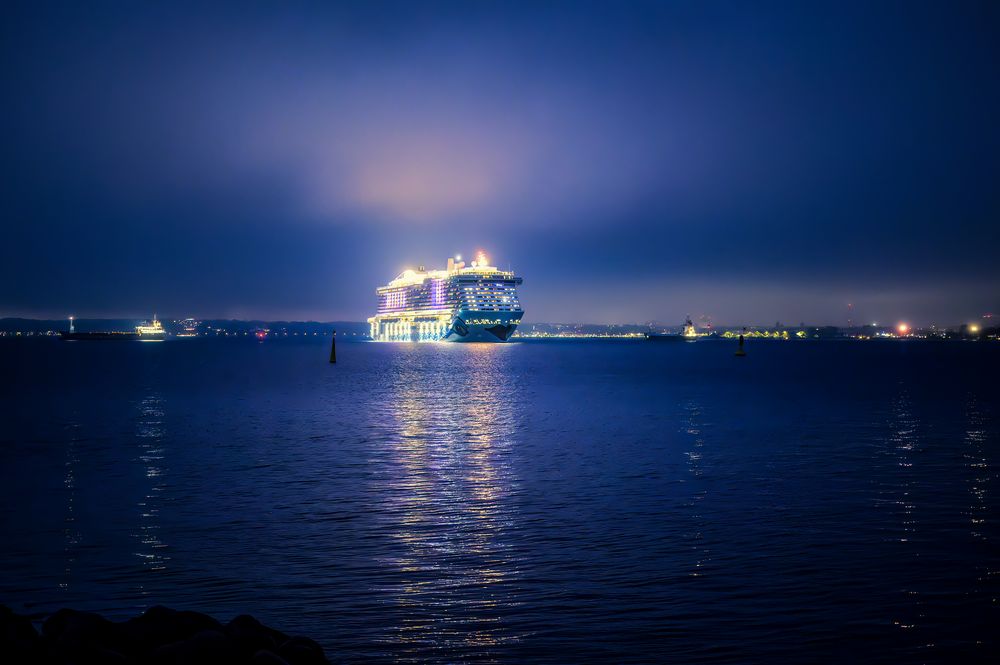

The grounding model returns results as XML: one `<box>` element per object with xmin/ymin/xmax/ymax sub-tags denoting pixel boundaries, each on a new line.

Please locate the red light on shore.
<box><xmin>897</xmin><ymin>323</ymin><xmax>910</xmax><ymax>335</ymax></box>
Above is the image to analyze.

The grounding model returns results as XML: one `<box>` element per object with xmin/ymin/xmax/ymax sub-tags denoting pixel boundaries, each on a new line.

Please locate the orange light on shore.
<box><xmin>897</xmin><ymin>323</ymin><xmax>910</xmax><ymax>335</ymax></box>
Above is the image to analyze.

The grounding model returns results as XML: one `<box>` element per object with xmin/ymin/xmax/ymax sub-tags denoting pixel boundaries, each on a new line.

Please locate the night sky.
<box><xmin>3</xmin><ymin>1</ymin><xmax>998</xmax><ymax>326</ymax></box>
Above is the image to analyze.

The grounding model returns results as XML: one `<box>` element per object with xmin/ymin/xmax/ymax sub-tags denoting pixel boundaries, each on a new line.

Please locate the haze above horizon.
<box><xmin>3</xmin><ymin>1</ymin><xmax>998</xmax><ymax>327</ymax></box>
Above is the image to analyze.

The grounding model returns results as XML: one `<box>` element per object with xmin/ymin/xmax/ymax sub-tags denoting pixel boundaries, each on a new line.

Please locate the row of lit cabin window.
<box><xmin>372</xmin><ymin>320</ymin><xmax>451</xmax><ymax>341</ymax></box>
<box><xmin>378</xmin><ymin>281</ymin><xmax>521</xmax><ymax>313</ymax></box>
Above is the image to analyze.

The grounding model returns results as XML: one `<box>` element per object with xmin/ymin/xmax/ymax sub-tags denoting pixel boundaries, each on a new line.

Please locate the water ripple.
<box><xmin>1</xmin><ymin>339</ymin><xmax>998</xmax><ymax>663</ymax></box>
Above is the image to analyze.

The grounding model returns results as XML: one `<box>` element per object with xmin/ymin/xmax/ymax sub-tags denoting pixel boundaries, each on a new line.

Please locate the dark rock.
<box><xmin>264</xmin><ymin>622</ymin><xmax>290</xmax><ymax>646</ymax></box>
<box><xmin>277</xmin><ymin>635</ymin><xmax>330</xmax><ymax>665</ymax></box>
<box><xmin>0</xmin><ymin>605</ymin><xmax>41</xmax><ymax>661</ymax></box>
<box><xmin>91</xmin><ymin>646</ymin><xmax>129</xmax><ymax>664</ymax></box>
<box><xmin>251</xmin><ymin>649</ymin><xmax>292</xmax><ymax>665</ymax></box>
<box><xmin>42</xmin><ymin>607</ymin><xmax>119</xmax><ymax>659</ymax></box>
<box><xmin>12</xmin><ymin>605</ymin><xmax>330</xmax><ymax>665</ymax></box>
<box><xmin>117</xmin><ymin>605</ymin><xmax>223</xmax><ymax>655</ymax></box>
<box><xmin>226</xmin><ymin>614</ymin><xmax>278</xmax><ymax>656</ymax></box>
<box><xmin>150</xmin><ymin>629</ymin><xmax>238</xmax><ymax>665</ymax></box>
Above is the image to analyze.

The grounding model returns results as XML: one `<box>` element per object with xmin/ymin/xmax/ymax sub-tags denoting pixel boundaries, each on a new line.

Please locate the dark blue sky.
<box><xmin>3</xmin><ymin>1</ymin><xmax>997</xmax><ymax>325</ymax></box>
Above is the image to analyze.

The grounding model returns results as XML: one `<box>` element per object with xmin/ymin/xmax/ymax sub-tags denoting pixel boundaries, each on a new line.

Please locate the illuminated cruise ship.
<box><xmin>368</xmin><ymin>251</ymin><xmax>523</xmax><ymax>342</ymax></box>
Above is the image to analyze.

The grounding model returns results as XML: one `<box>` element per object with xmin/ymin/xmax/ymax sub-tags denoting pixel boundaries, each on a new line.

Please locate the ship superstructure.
<box><xmin>135</xmin><ymin>315</ymin><xmax>165</xmax><ymax>339</ymax></box>
<box><xmin>368</xmin><ymin>251</ymin><xmax>523</xmax><ymax>342</ymax></box>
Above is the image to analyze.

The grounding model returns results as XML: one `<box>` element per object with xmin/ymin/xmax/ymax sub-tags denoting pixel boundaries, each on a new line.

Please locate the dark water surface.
<box><xmin>1</xmin><ymin>338</ymin><xmax>998</xmax><ymax>663</ymax></box>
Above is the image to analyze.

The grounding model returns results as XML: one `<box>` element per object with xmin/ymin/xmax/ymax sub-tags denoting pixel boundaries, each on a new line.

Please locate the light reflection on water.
<box><xmin>887</xmin><ymin>390</ymin><xmax>921</xmax><ymax>632</ymax></box>
<box><xmin>375</xmin><ymin>345</ymin><xmax>522</xmax><ymax>656</ymax></box>
<box><xmin>964</xmin><ymin>395</ymin><xmax>988</xmax><ymax>541</ymax></box>
<box><xmin>60</xmin><ymin>423</ymin><xmax>81</xmax><ymax>591</ymax></box>
<box><xmin>133</xmin><ymin>394</ymin><xmax>169</xmax><ymax>585</ymax></box>
<box><xmin>1</xmin><ymin>339</ymin><xmax>998</xmax><ymax>663</ymax></box>
<box><xmin>681</xmin><ymin>400</ymin><xmax>709</xmax><ymax>578</ymax></box>
<box><xmin>962</xmin><ymin>394</ymin><xmax>995</xmax><ymax>632</ymax></box>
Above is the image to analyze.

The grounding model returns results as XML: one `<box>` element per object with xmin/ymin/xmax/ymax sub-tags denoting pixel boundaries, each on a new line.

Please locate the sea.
<box><xmin>1</xmin><ymin>337</ymin><xmax>998</xmax><ymax>664</ymax></box>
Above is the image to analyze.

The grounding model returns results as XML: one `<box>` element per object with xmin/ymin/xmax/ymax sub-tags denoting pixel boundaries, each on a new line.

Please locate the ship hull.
<box><xmin>441</xmin><ymin>310</ymin><xmax>522</xmax><ymax>342</ymax></box>
<box><xmin>369</xmin><ymin>309</ymin><xmax>522</xmax><ymax>342</ymax></box>
<box><xmin>60</xmin><ymin>331</ymin><xmax>139</xmax><ymax>340</ymax></box>
<box><xmin>644</xmin><ymin>332</ymin><xmax>694</xmax><ymax>342</ymax></box>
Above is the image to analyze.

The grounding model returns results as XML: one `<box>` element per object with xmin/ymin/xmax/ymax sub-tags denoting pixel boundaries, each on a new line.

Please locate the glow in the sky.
<box><xmin>1</xmin><ymin>2</ymin><xmax>997</xmax><ymax>324</ymax></box>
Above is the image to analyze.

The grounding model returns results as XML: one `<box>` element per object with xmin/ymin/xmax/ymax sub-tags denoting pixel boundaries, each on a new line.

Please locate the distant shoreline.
<box><xmin>1</xmin><ymin>317</ymin><xmax>994</xmax><ymax>341</ymax></box>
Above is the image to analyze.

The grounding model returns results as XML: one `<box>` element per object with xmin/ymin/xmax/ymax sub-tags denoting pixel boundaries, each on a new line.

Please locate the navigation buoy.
<box><xmin>329</xmin><ymin>330</ymin><xmax>337</xmax><ymax>364</ymax></box>
<box><xmin>735</xmin><ymin>331</ymin><xmax>747</xmax><ymax>357</ymax></box>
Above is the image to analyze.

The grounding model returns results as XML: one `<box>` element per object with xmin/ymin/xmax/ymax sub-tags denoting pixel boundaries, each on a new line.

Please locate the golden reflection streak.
<box><xmin>60</xmin><ymin>424</ymin><xmax>81</xmax><ymax>591</ymax></box>
<box><xmin>378</xmin><ymin>344</ymin><xmax>520</xmax><ymax>654</ymax></box>
<box><xmin>962</xmin><ymin>395</ymin><xmax>989</xmax><ymax>541</ymax></box>
<box><xmin>132</xmin><ymin>393</ymin><xmax>170</xmax><ymax>594</ymax></box>
<box><xmin>682</xmin><ymin>400</ymin><xmax>710</xmax><ymax>578</ymax></box>
<box><xmin>887</xmin><ymin>391</ymin><xmax>921</xmax><ymax>632</ymax></box>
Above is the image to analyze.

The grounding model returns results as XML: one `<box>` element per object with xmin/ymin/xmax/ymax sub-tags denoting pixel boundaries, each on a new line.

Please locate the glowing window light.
<box><xmin>385</xmin><ymin>289</ymin><xmax>407</xmax><ymax>310</ymax></box>
<box><xmin>430</xmin><ymin>279</ymin><xmax>445</xmax><ymax>307</ymax></box>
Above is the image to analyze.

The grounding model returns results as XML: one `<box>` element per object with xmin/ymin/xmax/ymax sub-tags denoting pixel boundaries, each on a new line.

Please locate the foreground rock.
<box><xmin>0</xmin><ymin>604</ymin><xmax>331</xmax><ymax>664</ymax></box>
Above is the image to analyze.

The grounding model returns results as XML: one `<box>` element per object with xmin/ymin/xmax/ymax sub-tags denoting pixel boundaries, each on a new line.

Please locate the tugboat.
<box><xmin>645</xmin><ymin>317</ymin><xmax>699</xmax><ymax>341</ymax></box>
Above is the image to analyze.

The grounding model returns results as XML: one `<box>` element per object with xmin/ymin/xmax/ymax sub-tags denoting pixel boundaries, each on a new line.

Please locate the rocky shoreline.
<box><xmin>1</xmin><ymin>605</ymin><xmax>330</xmax><ymax>664</ymax></box>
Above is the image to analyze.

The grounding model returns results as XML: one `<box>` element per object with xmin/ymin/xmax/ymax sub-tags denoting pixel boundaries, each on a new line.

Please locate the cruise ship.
<box><xmin>368</xmin><ymin>251</ymin><xmax>523</xmax><ymax>342</ymax></box>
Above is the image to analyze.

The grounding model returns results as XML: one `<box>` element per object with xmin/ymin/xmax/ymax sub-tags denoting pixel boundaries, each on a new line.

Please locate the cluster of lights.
<box><xmin>384</xmin><ymin>289</ymin><xmax>407</xmax><ymax>310</ymax></box>
<box><xmin>368</xmin><ymin>312</ymin><xmax>453</xmax><ymax>342</ymax></box>
<box><xmin>518</xmin><ymin>331</ymin><xmax>646</xmax><ymax>338</ymax></box>
<box><xmin>431</xmin><ymin>278</ymin><xmax>446</xmax><ymax>307</ymax></box>
<box><xmin>464</xmin><ymin>318</ymin><xmax>521</xmax><ymax>326</ymax></box>
<box><xmin>470</xmin><ymin>251</ymin><xmax>489</xmax><ymax>268</ymax></box>
<box><xmin>459</xmin><ymin>282</ymin><xmax>521</xmax><ymax>312</ymax></box>
<box><xmin>721</xmin><ymin>330</ymin><xmax>792</xmax><ymax>339</ymax></box>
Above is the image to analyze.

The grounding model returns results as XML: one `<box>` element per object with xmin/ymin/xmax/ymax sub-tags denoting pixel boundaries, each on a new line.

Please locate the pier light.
<box><xmin>897</xmin><ymin>323</ymin><xmax>910</xmax><ymax>336</ymax></box>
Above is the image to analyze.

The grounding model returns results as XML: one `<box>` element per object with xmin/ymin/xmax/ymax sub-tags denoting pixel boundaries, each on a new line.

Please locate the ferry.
<box><xmin>60</xmin><ymin>315</ymin><xmax>166</xmax><ymax>341</ymax></box>
<box><xmin>368</xmin><ymin>251</ymin><xmax>523</xmax><ymax>342</ymax></box>
<box><xmin>135</xmin><ymin>316</ymin><xmax>166</xmax><ymax>340</ymax></box>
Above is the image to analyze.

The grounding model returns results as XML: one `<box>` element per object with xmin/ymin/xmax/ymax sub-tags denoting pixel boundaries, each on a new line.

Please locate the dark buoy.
<box><xmin>329</xmin><ymin>330</ymin><xmax>337</xmax><ymax>363</ymax></box>
<box><xmin>735</xmin><ymin>329</ymin><xmax>747</xmax><ymax>357</ymax></box>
